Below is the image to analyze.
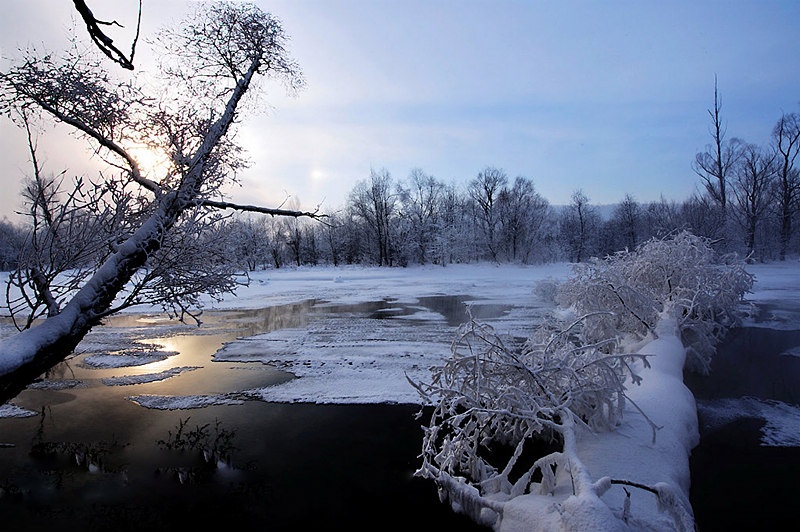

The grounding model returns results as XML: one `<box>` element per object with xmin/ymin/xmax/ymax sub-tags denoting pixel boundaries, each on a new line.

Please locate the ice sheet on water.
<box><xmin>81</xmin><ymin>349</ymin><xmax>179</xmax><ymax>368</ymax></box>
<box><xmin>0</xmin><ymin>403</ymin><xmax>38</xmax><ymax>418</ymax></box>
<box><xmin>126</xmin><ymin>393</ymin><xmax>244</xmax><ymax>409</ymax></box>
<box><xmin>698</xmin><ymin>397</ymin><xmax>800</xmax><ymax>447</ymax></box>
<box><xmin>102</xmin><ymin>366</ymin><xmax>200</xmax><ymax>386</ymax></box>
<box><xmin>26</xmin><ymin>378</ymin><xmax>84</xmax><ymax>390</ymax></box>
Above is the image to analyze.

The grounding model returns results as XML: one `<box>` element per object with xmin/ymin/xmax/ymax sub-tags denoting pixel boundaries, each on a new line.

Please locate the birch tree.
<box><xmin>0</xmin><ymin>2</ymin><xmax>317</xmax><ymax>399</ymax></box>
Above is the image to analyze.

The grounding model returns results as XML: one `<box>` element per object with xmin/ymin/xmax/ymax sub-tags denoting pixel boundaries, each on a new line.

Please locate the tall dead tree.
<box><xmin>693</xmin><ymin>77</ymin><xmax>742</xmax><ymax>232</ymax></box>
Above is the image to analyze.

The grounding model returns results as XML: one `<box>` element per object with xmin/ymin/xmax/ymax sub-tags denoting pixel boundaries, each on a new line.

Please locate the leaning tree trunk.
<box><xmin>0</xmin><ymin>58</ymin><xmax>259</xmax><ymax>403</ymax></box>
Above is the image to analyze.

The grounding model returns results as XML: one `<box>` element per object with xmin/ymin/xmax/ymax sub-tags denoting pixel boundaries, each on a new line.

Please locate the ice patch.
<box><xmin>698</xmin><ymin>397</ymin><xmax>800</xmax><ymax>447</ymax></box>
<box><xmin>102</xmin><ymin>366</ymin><xmax>200</xmax><ymax>386</ymax></box>
<box><xmin>26</xmin><ymin>378</ymin><xmax>84</xmax><ymax>390</ymax></box>
<box><xmin>126</xmin><ymin>393</ymin><xmax>244</xmax><ymax>410</ymax></box>
<box><xmin>82</xmin><ymin>349</ymin><xmax>179</xmax><ymax>368</ymax></box>
<box><xmin>780</xmin><ymin>346</ymin><xmax>800</xmax><ymax>357</ymax></box>
<box><xmin>0</xmin><ymin>403</ymin><xmax>38</xmax><ymax>418</ymax></box>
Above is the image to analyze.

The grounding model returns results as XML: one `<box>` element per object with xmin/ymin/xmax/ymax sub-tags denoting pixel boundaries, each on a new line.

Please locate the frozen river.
<box><xmin>1</xmin><ymin>262</ymin><xmax>798</xmax><ymax>530</ymax></box>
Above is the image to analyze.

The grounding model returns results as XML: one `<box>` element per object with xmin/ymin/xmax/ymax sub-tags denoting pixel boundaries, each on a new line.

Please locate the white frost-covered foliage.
<box><xmin>558</xmin><ymin>230</ymin><xmax>753</xmax><ymax>374</ymax></box>
<box><xmin>411</xmin><ymin>231</ymin><xmax>752</xmax><ymax>530</ymax></box>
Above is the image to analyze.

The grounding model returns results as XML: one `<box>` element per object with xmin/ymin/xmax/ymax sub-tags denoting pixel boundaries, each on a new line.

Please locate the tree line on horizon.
<box><xmin>216</xmin><ymin>89</ymin><xmax>800</xmax><ymax>270</ymax></box>
<box><xmin>4</xmin><ymin>88</ymin><xmax>795</xmax><ymax>274</ymax></box>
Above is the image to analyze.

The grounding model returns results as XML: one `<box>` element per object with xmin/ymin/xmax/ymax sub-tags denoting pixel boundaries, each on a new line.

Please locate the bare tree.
<box><xmin>497</xmin><ymin>176</ymin><xmax>550</xmax><ymax>262</ymax></box>
<box><xmin>693</xmin><ymin>77</ymin><xmax>742</xmax><ymax>227</ymax></box>
<box><xmin>612</xmin><ymin>193</ymin><xmax>643</xmax><ymax>251</ymax></box>
<box><xmin>731</xmin><ymin>143</ymin><xmax>776</xmax><ymax>259</ymax></box>
<box><xmin>348</xmin><ymin>168</ymin><xmax>396</xmax><ymax>266</ymax></box>
<box><xmin>644</xmin><ymin>196</ymin><xmax>684</xmax><ymax>239</ymax></box>
<box><xmin>772</xmin><ymin>112</ymin><xmax>800</xmax><ymax>260</ymax></box>
<box><xmin>468</xmin><ymin>166</ymin><xmax>508</xmax><ymax>261</ymax></box>
<box><xmin>680</xmin><ymin>194</ymin><xmax>725</xmax><ymax>242</ymax></box>
<box><xmin>560</xmin><ymin>189</ymin><xmax>600</xmax><ymax>262</ymax></box>
<box><xmin>397</xmin><ymin>168</ymin><xmax>444</xmax><ymax>264</ymax></box>
<box><xmin>0</xmin><ymin>2</ymin><xmax>319</xmax><ymax>398</ymax></box>
<box><xmin>0</xmin><ymin>219</ymin><xmax>25</xmax><ymax>271</ymax></box>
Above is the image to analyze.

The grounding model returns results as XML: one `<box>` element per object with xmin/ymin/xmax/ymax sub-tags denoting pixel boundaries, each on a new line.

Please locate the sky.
<box><xmin>1</xmin><ymin>0</ymin><xmax>799</xmax><ymax>220</ymax></box>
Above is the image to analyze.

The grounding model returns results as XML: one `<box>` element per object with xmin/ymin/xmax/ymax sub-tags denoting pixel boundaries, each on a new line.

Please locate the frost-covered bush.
<box><xmin>558</xmin><ymin>231</ymin><xmax>753</xmax><ymax>373</ymax></box>
<box><xmin>411</xmin><ymin>315</ymin><xmax>655</xmax><ymax>528</ymax></box>
<box><xmin>412</xmin><ymin>230</ymin><xmax>752</xmax><ymax>530</ymax></box>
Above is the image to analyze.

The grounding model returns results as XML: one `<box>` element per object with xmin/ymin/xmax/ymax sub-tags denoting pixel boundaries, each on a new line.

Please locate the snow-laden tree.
<box><xmin>410</xmin><ymin>231</ymin><xmax>752</xmax><ymax>530</ymax></box>
<box><xmin>0</xmin><ymin>2</ymin><xmax>318</xmax><ymax>399</ymax></box>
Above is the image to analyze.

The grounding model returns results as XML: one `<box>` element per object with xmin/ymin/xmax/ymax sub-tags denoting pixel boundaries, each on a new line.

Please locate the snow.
<box><xmin>102</xmin><ymin>366</ymin><xmax>199</xmax><ymax>386</ymax></box>
<box><xmin>81</xmin><ymin>349</ymin><xmax>179</xmax><ymax>368</ymax></box>
<box><xmin>126</xmin><ymin>393</ymin><xmax>245</xmax><ymax>409</ymax></box>
<box><xmin>698</xmin><ymin>397</ymin><xmax>800</xmax><ymax>447</ymax></box>
<box><xmin>158</xmin><ymin>264</ymin><xmax>565</xmax><ymax>405</ymax></box>
<box><xmin>1</xmin><ymin>260</ymin><xmax>799</xmax><ymax>530</ymax></box>
<box><xmin>0</xmin><ymin>403</ymin><xmax>38</xmax><ymax>418</ymax></box>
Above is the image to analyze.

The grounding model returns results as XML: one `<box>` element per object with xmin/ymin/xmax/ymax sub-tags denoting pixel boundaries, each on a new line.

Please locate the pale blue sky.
<box><xmin>1</xmin><ymin>0</ymin><xmax>799</xmax><ymax>219</ymax></box>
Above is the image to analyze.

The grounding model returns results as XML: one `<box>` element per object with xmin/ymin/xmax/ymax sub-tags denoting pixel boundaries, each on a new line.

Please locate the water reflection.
<box><xmin>686</xmin><ymin>303</ymin><xmax>800</xmax><ymax>532</ymax></box>
<box><xmin>0</xmin><ymin>295</ymin><xmax>502</xmax><ymax>531</ymax></box>
<box><xmin>684</xmin><ymin>327</ymin><xmax>800</xmax><ymax>405</ymax></box>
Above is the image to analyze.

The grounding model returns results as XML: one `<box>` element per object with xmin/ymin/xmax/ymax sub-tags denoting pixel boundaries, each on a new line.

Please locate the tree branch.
<box><xmin>72</xmin><ymin>0</ymin><xmax>141</xmax><ymax>70</ymax></box>
<box><xmin>200</xmin><ymin>198</ymin><xmax>328</xmax><ymax>221</ymax></box>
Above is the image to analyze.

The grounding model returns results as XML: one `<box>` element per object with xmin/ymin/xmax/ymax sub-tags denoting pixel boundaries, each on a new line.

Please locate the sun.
<box><xmin>129</xmin><ymin>145</ymin><xmax>173</xmax><ymax>180</ymax></box>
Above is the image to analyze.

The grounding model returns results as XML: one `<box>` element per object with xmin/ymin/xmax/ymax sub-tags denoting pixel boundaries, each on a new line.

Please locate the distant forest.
<box><xmin>1</xmin><ymin>103</ymin><xmax>798</xmax><ymax>272</ymax></box>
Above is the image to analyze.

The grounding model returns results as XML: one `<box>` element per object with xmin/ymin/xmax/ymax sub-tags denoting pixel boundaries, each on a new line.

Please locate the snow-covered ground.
<box><xmin>209</xmin><ymin>263</ymin><xmax>567</xmax><ymax>404</ymax></box>
<box><xmin>1</xmin><ymin>261</ymin><xmax>799</xmax><ymax>530</ymax></box>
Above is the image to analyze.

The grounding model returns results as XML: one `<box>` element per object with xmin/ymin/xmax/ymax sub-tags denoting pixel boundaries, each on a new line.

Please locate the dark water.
<box><xmin>686</xmin><ymin>324</ymin><xmax>800</xmax><ymax>532</ymax></box>
<box><xmin>0</xmin><ymin>296</ymin><xmax>501</xmax><ymax>531</ymax></box>
<box><xmin>0</xmin><ymin>402</ymin><xmax>487</xmax><ymax>531</ymax></box>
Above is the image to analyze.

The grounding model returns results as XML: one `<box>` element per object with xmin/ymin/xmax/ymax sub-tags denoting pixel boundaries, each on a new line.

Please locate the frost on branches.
<box><xmin>410</xmin><ymin>231</ymin><xmax>753</xmax><ymax>530</ymax></box>
<box><xmin>0</xmin><ymin>3</ymin><xmax>317</xmax><ymax>400</ymax></box>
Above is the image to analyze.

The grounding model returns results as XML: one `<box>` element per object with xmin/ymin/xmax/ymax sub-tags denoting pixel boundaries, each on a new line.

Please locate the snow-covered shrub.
<box><xmin>412</xmin><ymin>230</ymin><xmax>752</xmax><ymax>530</ymax></box>
<box><xmin>411</xmin><ymin>316</ymin><xmax>653</xmax><ymax>528</ymax></box>
<box><xmin>558</xmin><ymin>230</ymin><xmax>753</xmax><ymax>373</ymax></box>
